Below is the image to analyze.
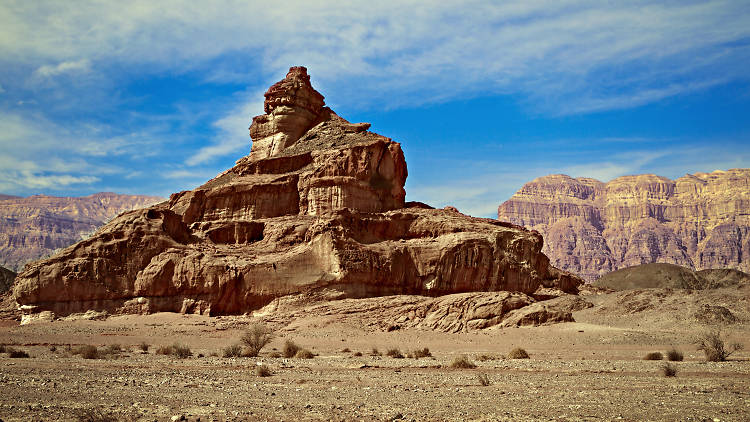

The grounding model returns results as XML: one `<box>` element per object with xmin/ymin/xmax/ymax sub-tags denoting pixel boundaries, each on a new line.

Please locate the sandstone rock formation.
<box><xmin>497</xmin><ymin>171</ymin><xmax>750</xmax><ymax>281</ymax></box>
<box><xmin>13</xmin><ymin>67</ymin><xmax>580</xmax><ymax>318</ymax></box>
<box><xmin>0</xmin><ymin>192</ymin><xmax>163</xmax><ymax>272</ymax></box>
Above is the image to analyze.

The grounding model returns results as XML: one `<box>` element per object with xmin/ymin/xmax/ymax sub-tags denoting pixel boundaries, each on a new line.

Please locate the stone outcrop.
<box><xmin>0</xmin><ymin>192</ymin><xmax>163</xmax><ymax>272</ymax></box>
<box><xmin>498</xmin><ymin>171</ymin><xmax>750</xmax><ymax>281</ymax></box>
<box><xmin>593</xmin><ymin>262</ymin><xmax>750</xmax><ymax>291</ymax></box>
<box><xmin>13</xmin><ymin>67</ymin><xmax>580</xmax><ymax>318</ymax></box>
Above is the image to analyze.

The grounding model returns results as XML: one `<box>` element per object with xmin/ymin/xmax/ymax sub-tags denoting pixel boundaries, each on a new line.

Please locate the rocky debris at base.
<box><xmin>13</xmin><ymin>67</ymin><xmax>581</xmax><ymax>319</ymax></box>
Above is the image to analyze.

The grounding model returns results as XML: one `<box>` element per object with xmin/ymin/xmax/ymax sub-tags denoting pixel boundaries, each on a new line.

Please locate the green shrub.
<box><xmin>386</xmin><ymin>348</ymin><xmax>404</xmax><ymax>358</ymax></box>
<box><xmin>222</xmin><ymin>344</ymin><xmax>243</xmax><ymax>358</ymax></box>
<box><xmin>241</xmin><ymin>323</ymin><xmax>274</xmax><ymax>357</ymax></box>
<box><xmin>283</xmin><ymin>340</ymin><xmax>300</xmax><ymax>358</ymax></box>
<box><xmin>507</xmin><ymin>348</ymin><xmax>530</xmax><ymax>359</ymax></box>
<box><xmin>450</xmin><ymin>355</ymin><xmax>476</xmax><ymax>369</ymax></box>
<box><xmin>643</xmin><ymin>352</ymin><xmax>663</xmax><ymax>361</ymax></box>
<box><xmin>665</xmin><ymin>348</ymin><xmax>683</xmax><ymax>361</ymax></box>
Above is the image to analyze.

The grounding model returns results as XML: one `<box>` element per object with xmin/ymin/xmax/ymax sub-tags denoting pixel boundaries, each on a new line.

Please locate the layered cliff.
<box><xmin>0</xmin><ymin>192</ymin><xmax>163</xmax><ymax>272</ymax></box>
<box><xmin>14</xmin><ymin>67</ymin><xmax>580</xmax><ymax>318</ymax></box>
<box><xmin>0</xmin><ymin>265</ymin><xmax>15</xmax><ymax>294</ymax></box>
<box><xmin>497</xmin><ymin>170</ymin><xmax>750</xmax><ymax>281</ymax></box>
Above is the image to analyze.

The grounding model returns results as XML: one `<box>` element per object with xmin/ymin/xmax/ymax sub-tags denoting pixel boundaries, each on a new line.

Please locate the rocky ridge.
<box><xmin>13</xmin><ymin>67</ymin><xmax>580</xmax><ymax>319</ymax></box>
<box><xmin>0</xmin><ymin>192</ymin><xmax>163</xmax><ymax>272</ymax></box>
<box><xmin>0</xmin><ymin>265</ymin><xmax>15</xmax><ymax>294</ymax></box>
<box><xmin>497</xmin><ymin>171</ymin><xmax>750</xmax><ymax>281</ymax></box>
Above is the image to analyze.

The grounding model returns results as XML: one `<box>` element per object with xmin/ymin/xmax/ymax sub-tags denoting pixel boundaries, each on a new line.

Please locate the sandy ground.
<box><xmin>0</xmin><ymin>292</ymin><xmax>748</xmax><ymax>422</ymax></box>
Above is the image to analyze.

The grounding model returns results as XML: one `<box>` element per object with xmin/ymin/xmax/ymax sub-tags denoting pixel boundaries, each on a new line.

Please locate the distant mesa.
<box><xmin>13</xmin><ymin>66</ymin><xmax>580</xmax><ymax>322</ymax></box>
<box><xmin>0</xmin><ymin>192</ymin><xmax>164</xmax><ymax>272</ymax></box>
<box><xmin>497</xmin><ymin>170</ymin><xmax>750</xmax><ymax>282</ymax></box>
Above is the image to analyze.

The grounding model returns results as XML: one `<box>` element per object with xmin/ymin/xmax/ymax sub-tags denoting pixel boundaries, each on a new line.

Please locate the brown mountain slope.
<box><xmin>0</xmin><ymin>192</ymin><xmax>163</xmax><ymax>271</ymax></box>
<box><xmin>592</xmin><ymin>262</ymin><xmax>750</xmax><ymax>290</ymax></box>
<box><xmin>13</xmin><ymin>67</ymin><xmax>580</xmax><ymax>319</ymax></box>
<box><xmin>497</xmin><ymin>170</ymin><xmax>750</xmax><ymax>281</ymax></box>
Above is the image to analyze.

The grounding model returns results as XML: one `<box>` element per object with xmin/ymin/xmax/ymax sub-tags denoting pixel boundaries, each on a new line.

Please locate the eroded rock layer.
<box><xmin>14</xmin><ymin>67</ymin><xmax>579</xmax><ymax>317</ymax></box>
<box><xmin>497</xmin><ymin>171</ymin><xmax>750</xmax><ymax>281</ymax></box>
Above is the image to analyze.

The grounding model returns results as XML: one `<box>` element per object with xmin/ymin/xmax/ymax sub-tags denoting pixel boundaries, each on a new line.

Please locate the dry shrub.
<box><xmin>283</xmin><ymin>340</ymin><xmax>301</xmax><ymax>358</ymax></box>
<box><xmin>171</xmin><ymin>344</ymin><xmax>192</xmax><ymax>359</ymax></box>
<box><xmin>386</xmin><ymin>348</ymin><xmax>404</xmax><ymax>358</ymax></box>
<box><xmin>408</xmin><ymin>348</ymin><xmax>431</xmax><ymax>359</ymax></box>
<box><xmin>450</xmin><ymin>355</ymin><xmax>476</xmax><ymax>369</ymax></box>
<box><xmin>155</xmin><ymin>345</ymin><xmax>173</xmax><ymax>356</ymax></box>
<box><xmin>75</xmin><ymin>408</ymin><xmax>118</xmax><ymax>422</ymax></box>
<box><xmin>241</xmin><ymin>323</ymin><xmax>274</xmax><ymax>357</ymax></box>
<box><xmin>341</xmin><ymin>348</ymin><xmax>351</xmax><ymax>353</ymax></box>
<box><xmin>49</xmin><ymin>345</ymin><xmax>57</xmax><ymax>352</ymax></box>
<box><xmin>0</xmin><ymin>344</ymin><xmax>5</xmax><ymax>353</ymax></box>
<box><xmin>9</xmin><ymin>349</ymin><xmax>30</xmax><ymax>358</ymax></box>
<box><xmin>695</xmin><ymin>330</ymin><xmax>744</xmax><ymax>362</ymax></box>
<box><xmin>476</xmin><ymin>354</ymin><xmax>499</xmax><ymax>362</ymax></box>
<box><xmin>477</xmin><ymin>373</ymin><xmax>491</xmax><ymax>386</ymax></box>
<box><xmin>661</xmin><ymin>362</ymin><xmax>678</xmax><ymax>377</ymax></box>
<box><xmin>295</xmin><ymin>349</ymin><xmax>314</xmax><ymax>359</ymax></box>
<box><xmin>73</xmin><ymin>345</ymin><xmax>100</xmax><ymax>359</ymax></box>
<box><xmin>507</xmin><ymin>348</ymin><xmax>530</xmax><ymax>359</ymax></box>
<box><xmin>353</xmin><ymin>351</ymin><xmax>363</xmax><ymax>357</ymax></box>
<box><xmin>643</xmin><ymin>352</ymin><xmax>663</xmax><ymax>361</ymax></box>
<box><xmin>370</xmin><ymin>347</ymin><xmax>381</xmax><ymax>356</ymax></box>
<box><xmin>138</xmin><ymin>342</ymin><xmax>150</xmax><ymax>352</ymax></box>
<box><xmin>256</xmin><ymin>364</ymin><xmax>272</xmax><ymax>377</ymax></box>
<box><xmin>269</xmin><ymin>352</ymin><xmax>282</xmax><ymax>358</ymax></box>
<box><xmin>665</xmin><ymin>348</ymin><xmax>684</xmax><ymax>361</ymax></box>
<box><xmin>222</xmin><ymin>344</ymin><xmax>243</xmax><ymax>358</ymax></box>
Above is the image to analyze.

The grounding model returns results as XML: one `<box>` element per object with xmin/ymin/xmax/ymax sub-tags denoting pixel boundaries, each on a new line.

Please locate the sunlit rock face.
<box><xmin>14</xmin><ymin>67</ymin><xmax>580</xmax><ymax>318</ymax></box>
<box><xmin>498</xmin><ymin>170</ymin><xmax>750</xmax><ymax>281</ymax></box>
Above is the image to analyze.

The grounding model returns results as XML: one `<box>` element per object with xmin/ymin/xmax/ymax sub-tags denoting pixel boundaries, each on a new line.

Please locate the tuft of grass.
<box><xmin>643</xmin><ymin>352</ymin><xmax>664</xmax><ymax>361</ymax></box>
<box><xmin>450</xmin><ymin>355</ymin><xmax>477</xmax><ymax>369</ymax></box>
<box><xmin>0</xmin><ymin>344</ymin><xmax>5</xmax><ymax>353</ymax></box>
<box><xmin>171</xmin><ymin>344</ymin><xmax>192</xmax><ymax>359</ymax></box>
<box><xmin>661</xmin><ymin>362</ymin><xmax>678</xmax><ymax>377</ymax></box>
<box><xmin>370</xmin><ymin>347</ymin><xmax>381</xmax><ymax>356</ymax></box>
<box><xmin>75</xmin><ymin>408</ymin><xmax>119</xmax><ymax>422</ymax></box>
<box><xmin>507</xmin><ymin>348</ymin><xmax>530</xmax><ymax>359</ymax></box>
<box><xmin>294</xmin><ymin>349</ymin><xmax>315</xmax><ymax>359</ymax></box>
<box><xmin>476</xmin><ymin>354</ymin><xmax>499</xmax><ymax>362</ymax></box>
<box><xmin>386</xmin><ymin>348</ymin><xmax>404</xmax><ymax>359</ymax></box>
<box><xmin>695</xmin><ymin>330</ymin><xmax>744</xmax><ymax>362</ymax></box>
<box><xmin>255</xmin><ymin>364</ymin><xmax>272</xmax><ymax>377</ymax></box>
<box><xmin>222</xmin><ymin>344</ymin><xmax>243</xmax><ymax>358</ymax></box>
<box><xmin>138</xmin><ymin>342</ymin><xmax>150</xmax><ymax>352</ymax></box>
<box><xmin>665</xmin><ymin>348</ymin><xmax>684</xmax><ymax>362</ymax></box>
<box><xmin>9</xmin><ymin>349</ymin><xmax>30</xmax><ymax>358</ymax></box>
<box><xmin>155</xmin><ymin>345</ymin><xmax>173</xmax><ymax>356</ymax></box>
<box><xmin>341</xmin><ymin>347</ymin><xmax>351</xmax><ymax>353</ymax></box>
<box><xmin>353</xmin><ymin>351</ymin><xmax>363</xmax><ymax>357</ymax></box>
<box><xmin>49</xmin><ymin>345</ymin><xmax>57</xmax><ymax>352</ymax></box>
<box><xmin>477</xmin><ymin>373</ymin><xmax>491</xmax><ymax>386</ymax></box>
<box><xmin>241</xmin><ymin>323</ymin><xmax>274</xmax><ymax>357</ymax></box>
<box><xmin>408</xmin><ymin>348</ymin><xmax>431</xmax><ymax>359</ymax></box>
<box><xmin>283</xmin><ymin>340</ymin><xmax>301</xmax><ymax>358</ymax></box>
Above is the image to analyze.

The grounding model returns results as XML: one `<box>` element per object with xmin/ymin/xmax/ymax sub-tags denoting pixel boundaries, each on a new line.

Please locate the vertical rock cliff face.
<box><xmin>0</xmin><ymin>193</ymin><xmax>164</xmax><ymax>272</ymax></box>
<box><xmin>13</xmin><ymin>67</ymin><xmax>580</xmax><ymax>317</ymax></box>
<box><xmin>498</xmin><ymin>170</ymin><xmax>750</xmax><ymax>281</ymax></box>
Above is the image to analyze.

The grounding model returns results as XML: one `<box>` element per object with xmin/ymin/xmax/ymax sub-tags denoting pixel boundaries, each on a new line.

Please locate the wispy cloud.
<box><xmin>32</xmin><ymin>58</ymin><xmax>91</xmax><ymax>79</ymax></box>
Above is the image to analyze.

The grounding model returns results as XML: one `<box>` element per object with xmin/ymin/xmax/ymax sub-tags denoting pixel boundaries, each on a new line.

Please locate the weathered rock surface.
<box><xmin>14</xmin><ymin>67</ymin><xmax>580</xmax><ymax>318</ymax></box>
<box><xmin>593</xmin><ymin>263</ymin><xmax>750</xmax><ymax>291</ymax></box>
<box><xmin>497</xmin><ymin>170</ymin><xmax>750</xmax><ymax>281</ymax></box>
<box><xmin>0</xmin><ymin>192</ymin><xmax>163</xmax><ymax>272</ymax></box>
<box><xmin>0</xmin><ymin>265</ymin><xmax>15</xmax><ymax>294</ymax></box>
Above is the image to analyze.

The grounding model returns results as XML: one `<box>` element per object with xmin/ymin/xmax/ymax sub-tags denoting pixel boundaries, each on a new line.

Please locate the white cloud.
<box><xmin>32</xmin><ymin>58</ymin><xmax>91</xmax><ymax>79</ymax></box>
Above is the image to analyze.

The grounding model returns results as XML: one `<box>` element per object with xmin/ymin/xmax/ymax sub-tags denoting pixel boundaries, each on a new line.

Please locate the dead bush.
<box><xmin>171</xmin><ymin>344</ymin><xmax>192</xmax><ymax>359</ymax></box>
<box><xmin>370</xmin><ymin>347</ymin><xmax>381</xmax><ymax>356</ymax></box>
<box><xmin>283</xmin><ymin>340</ymin><xmax>301</xmax><ymax>358</ymax></box>
<box><xmin>386</xmin><ymin>348</ymin><xmax>404</xmax><ymax>358</ymax></box>
<box><xmin>341</xmin><ymin>348</ymin><xmax>351</xmax><ymax>353</ymax></box>
<box><xmin>222</xmin><ymin>344</ymin><xmax>243</xmax><ymax>358</ymax></box>
<box><xmin>73</xmin><ymin>345</ymin><xmax>100</xmax><ymax>359</ymax></box>
<box><xmin>138</xmin><ymin>342</ymin><xmax>150</xmax><ymax>352</ymax></box>
<box><xmin>450</xmin><ymin>355</ymin><xmax>477</xmax><ymax>369</ymax></box>
<box><xmin>476</xmin><ymin>354</ymin><xmax>499</xmax><ymax>362</ymax></box>
<box><xmin>295</xmin><ymin>349</ymin><xmax>314</xmax><ymax>359</ymax></box>
<box><xmin>477</xmin><ymin>373</ymin><xmax>491</xmax><ymax>386</ymax></box>
<box><xmin>353</xmin><ymin>351</ymin><xmax>363</xmax><ymax>357</ymax></box>
<box><xmin>155</xmin><ymin>345</ymin><xmax>173</xmax><ymax>356</ymax></box>
<box><xmin>255</xmin><ymin>364</ymin><xmax>272</xmax><ymax>377</ymax></box>
<box><xmin>9</xmin><ymin>349</ymin><xmax>30</xmax><ymax>358</ymax></box>
<box><xmin>665</xmin><ymin>348</ymin><xmax>684</xmax><ymax>361</ymax></box>
<box><xmin>241</xmin><ymin>323</ymin><xmax>274</xmax><ymax>357</ymax></box>
<box><xmin>643</xmin><ymin>352</ymin><xmax>663</xmax><ymax>361</ymax></box>
<box><xmin>75</xmin><ymin>408</ymin><xmax>119</xmax><ymax>422</ymax></box>
<box><xmin>269</xmin><ymin>352</ymin><xmax>282</xmax><ymax>358</ymax></box>
<box><xmin>0</xmin><ymin>344</ymin><xmax>5</xmax><ymax>353</ymax></box>
<box><xmin>507</xmin><ymin>348</ymin><xmax>530</xmax><ymax>359</ymax></box>
<box><xmin>408</xmin><ymin>347</ymin><xmax>431</xmax><ymax>359</ymax></box>
<box><xmin>695</xmin><ymin>330</ymin><xmax>744</xmax><ymax>362</ymax></box>
<box><xmin>661</xmin><ymin>362</ymin><xmax>678</xmax><ymax>377</ymax></box>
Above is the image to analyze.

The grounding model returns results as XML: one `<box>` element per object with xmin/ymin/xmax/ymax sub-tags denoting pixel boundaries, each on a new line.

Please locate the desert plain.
<box><xmin>0</xmin><ymin>285</ymin><xmax>748</xmax><ymax>422</ymax></box>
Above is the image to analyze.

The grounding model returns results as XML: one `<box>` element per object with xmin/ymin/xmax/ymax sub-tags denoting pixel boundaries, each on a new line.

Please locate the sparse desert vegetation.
<box><xmin>661</xmin><ymin>362</ymin><xmax>679</xmax><ymax>377</ymax></box>
<box><xmin>386</xmin><ymin>348</ymin><xmax>404</xmax><ymax>358</ymax></box>
<box><xmin>507</xmin><ymin>348</ymin><xmax>530</xmax><ymax>359</ymax></box>
<box><xmin>155</xmin><ymin>343</ymin><xmax>192</xmax><ymax>359</ymax></box>
<box><xmin>643</xmin><ymin>351</ymin><xmax>663</xmax><ymax>360</ymax></box>
<box><xmin>665</xmin><ymin>348</ymin><xmax>684</xmax><ymax>361</ymax></box>
<box><xmin>407</xmin><ymin>347</ymin><xmax>431</xmax><ymax>358</ymax></box>
<box><xmin>450</xmin><ymin>355</ymin><xmax>477</xmax><ymax>369</ymax></box>
<box><xmin>222</xmin><ymin>344</ymin><xmax>243</xmax><ymax>358</ymax></box>
<box><xmin>695</xmin><ymin>330</ymin><xmax>744</xmax><ymax>362</ymax></box>
<box><xmin>477</xmin><ymin>373</ymin><xmax>491</xmax><ymax>386</ymax></box>
<box><xmin>255</xmin><ymin>364</ymin><xmax>272</xmax><ymax>377</ymax></box>
<box><xmin>240</xmin><ymin>323</ymin><xmax>274</xmax><ymax>357</ymax></box>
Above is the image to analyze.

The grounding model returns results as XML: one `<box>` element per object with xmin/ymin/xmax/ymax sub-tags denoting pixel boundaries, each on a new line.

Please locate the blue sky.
<box><xmin>1</xmin><ymin>1</ymin><xmax>749</xmax><ymax>217</ymax></box>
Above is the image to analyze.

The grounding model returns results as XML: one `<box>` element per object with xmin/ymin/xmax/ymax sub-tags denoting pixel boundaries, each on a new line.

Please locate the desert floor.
<box><xmin>0</xmin><ymin>295</ymin><xmax>748</xmax><ymax>422</ymax></box>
